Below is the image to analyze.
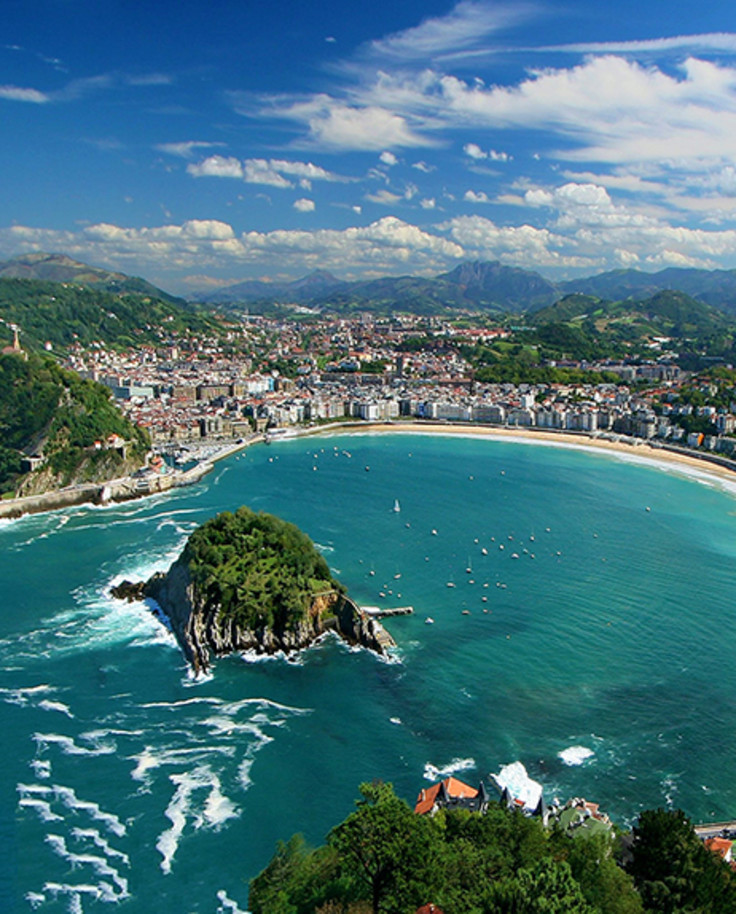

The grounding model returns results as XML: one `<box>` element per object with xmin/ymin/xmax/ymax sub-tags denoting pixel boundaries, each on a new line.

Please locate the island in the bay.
<box><xmin>112</xmin><ymin>505</ymin><xmax>394</xmax><ymax>671</ymax></box>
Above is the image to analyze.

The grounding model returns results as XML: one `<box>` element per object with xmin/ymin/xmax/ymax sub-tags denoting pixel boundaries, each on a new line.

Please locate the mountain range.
<box><xmin>196</xmin><ymin>260</ymin><xmax>736</xmax><ymax>317</ymax></box>
<box><xmin>5</xmin><ymin>252</ymin><xmax>736</xmax><ymax>318</ymax></box>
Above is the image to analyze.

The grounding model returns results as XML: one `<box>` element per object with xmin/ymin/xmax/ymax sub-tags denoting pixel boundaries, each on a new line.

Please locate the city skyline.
<box><xmin>3</xmin><ymin>0</ymin><xmax>736</xmax><ymax>293</ymax></box>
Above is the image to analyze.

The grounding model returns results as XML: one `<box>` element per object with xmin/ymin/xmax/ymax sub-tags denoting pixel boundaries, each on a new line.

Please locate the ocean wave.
<box><xmin>558</xmin><ymin>746</ymin><xmax>595</xmax><ymax>767</ymax></box>
<box><xmin>33</xmin><ymin>731</ymin><xmax>116</xmax><ymax>757</ymax></box>
<box><xmin>423</xmin><ymin>758</ymin><xmax>476</xmax><ymax>782</ymax></box>
<box><xmin>0</xmin><ymin>684</ymin><xmax>53</xmax><ymax>706</ymax></box>
<box><xmin>491</xmin><ymin>761</ymin><xmax>543</xmax><ymax>811</ymax></box>
<box><xmin>45</xmin><ymin>834</ymin><xmax>129</xmax><ymax>899</ymax></box>
<box><xmin>157</xmin><ymin>765</ymin><xmax>235</xmax><ymax>874</ymax></box>
<box><xmin>18</xmin><ymin>797</ymin><xmax>63</xmax><ymax>822</ymax></box>
<box><xmin>38</xmin><ymin>699</ymin><xmax>74</xmax><ymax>718</ymax></box>
<box><xmin>70</xmin><ymin>828</ymin><xmax>130</xmax><ymax>865</ymax></box>
<box><xmin>128</xmin><ymin>745</ymin><xmax>236</xmax><ymax>783</ymax></box>
<box><xmin>30</xmin><ymin>759</ymin><xmax>52</xmax><ymax>779</ymax></box>
<box><xmin>24</xmin><ymin>892</ymin><xmax>46</xmax><ymax>909</ymax></box>
<box><xmin>217</xmin><ymin>889</ymin><xmax>249</xmax><ymax>913</ymax></box>
<box><xmin>52</xmin><ymin>785</ymin><xmax>126</xmax><ymax>837</ymax></box>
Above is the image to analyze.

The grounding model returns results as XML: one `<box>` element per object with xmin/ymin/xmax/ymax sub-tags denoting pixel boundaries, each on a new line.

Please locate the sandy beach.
<box><xmin>336</xmin><ymin>421</ymin><xmax>736</xmax><ymax>494</ymax></box>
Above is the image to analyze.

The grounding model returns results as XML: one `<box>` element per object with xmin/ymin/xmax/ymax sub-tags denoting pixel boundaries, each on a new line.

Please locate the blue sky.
<box><xmin>4</xmin><ymin>0</ymin><xmax>736</xmax><ymax>293</ymax></box>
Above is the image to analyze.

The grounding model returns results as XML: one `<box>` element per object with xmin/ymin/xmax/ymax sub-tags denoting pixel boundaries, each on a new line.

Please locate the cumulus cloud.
<box><xmin>420</xmin><ymin>198</ymin><xmax>436</xmax><ymax>209</ymax></box>
<box><xmin>380</xmin><ymin>151</ymin><xmax>399</xmax><ymax>166</ymax></box>
<box><xmin>293</xmin><ymin>198</ymin><xmax>315</xmax><ymax>212</ymax></box>
<box><xmin>187</xmin><ymin>156</ymin><xmax>244</xmax><ymax>179</ymax></box>
<box><xmin>186</xmin><ymin>155</ymin><xmax>342</xmax><ymax>188</ymax></box>
<box><xmin>464</xmin><ymin>190</ymin><xmax>491</xmax><ymax>203</ymax></box>
<box><xmin>0</xmin><ymin>217</ymin><xmax>464</xmax><ymax>285</ymax></box>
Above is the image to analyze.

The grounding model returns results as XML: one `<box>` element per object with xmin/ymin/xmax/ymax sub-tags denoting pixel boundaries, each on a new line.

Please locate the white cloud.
<box><xmin>0</xmin><ymin>217</ymin><xmax>464</xmax><ymax>284</ymax></box>
<box><xmin>544</xmin><ymin>33</ymin><xmax>736</xmax><ymax>56</ymax></box>
<box><xmin>156</xmin><ymin>141</ymin><xmax>224</xmax><ymax>158</ymax></box>
<box><xmin>293</xmin><ymin>198</ymin><xmax>316</xmax><ymax>212</ymax></box>
<box><xmin>366</xmin><ymin>189</ymin><xmax>402</xmax><ymax>205</ymax></box>
<box><xmin>464</xmin><ymin>190</ymin><xmax>491</xmax><ymax>203</ymax></box>
<box><xmin>0</xmin><ymin>85</ymin><xmax>49</xmax><ymax>103</ymax></box>
<box><xmin>420</xmin><ymin>198</ymin><xmax>436</xmax><ymax>209</ymax></box>
<box><xmin>412</xmin><ymin>160</ymin><xmax>434</xmax><ymax>173</ymax></box>
<box><xmin>366</xmin><ymin>1</ymin><xmax>534</xmax><ymax>62</ymax></box>
<box><xmin>380</xmin><ymin>151</ymin><xmax>399</xmax><ymax>166</ymax></box>
<box><xmin>243</xmin><ymin>159</ymin><xmax>294</xmax><ymax>188</ymax></box>
<box><xmin>463</xmin><ymin>142</ymin><xmax>487</xmax><ymax>160</ymax></box>
<box><xmin>187</xmin><ymin>156</ymin><xmax>244</xmax><ymax>179</ymax></box>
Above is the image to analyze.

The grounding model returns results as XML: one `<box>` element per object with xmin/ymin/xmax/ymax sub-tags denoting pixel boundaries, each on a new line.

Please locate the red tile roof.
<box><xmin>414</xmin><ymin>777</ymin><xmax>478</xmax><ymax>815</ymax></box>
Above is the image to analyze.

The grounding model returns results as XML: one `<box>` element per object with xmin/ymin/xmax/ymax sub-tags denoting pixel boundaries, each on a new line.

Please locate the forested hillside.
<box><xmin>0</xmin><ymin>353</ymin><xmax>149</xmax><ymax>495</ymax></box>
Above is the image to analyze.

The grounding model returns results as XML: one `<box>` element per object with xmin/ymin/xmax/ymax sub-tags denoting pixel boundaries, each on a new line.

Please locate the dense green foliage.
<box><xmin>0</xmin><ymin>353</ymin><xmax>148</xmax><ymax>493</ymax></box>
<box><xmin>251</xmin><ymin>784</ymin><xmax>736</xmax><ymax>914</ymax></box>
<box><xmin>628</xmin><ymin>809</ymin><xmax>736</xmax><ymax>913</ymax></box>
<box><xmin>0</xmin><ymin>278</ymin><xmax>219</xmax><ymax>352</ymax></box>
<box><xmin>184</xmin><ymin>506</ymin><xmax>344</xmax><ymax>632</ymax></box>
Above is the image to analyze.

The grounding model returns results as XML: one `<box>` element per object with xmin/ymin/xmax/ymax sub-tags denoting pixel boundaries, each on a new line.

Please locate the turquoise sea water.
<box><xmin>4</xmin><ymin>430</ymin><xmax>736</xmax><ymax>913</ymax></box>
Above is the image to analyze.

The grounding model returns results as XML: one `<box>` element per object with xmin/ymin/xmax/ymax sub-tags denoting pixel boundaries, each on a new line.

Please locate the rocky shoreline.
<box><xmin>112</xmin><ymin>560</ymin><xmax>395</xmax><ymax>673</ymax></box>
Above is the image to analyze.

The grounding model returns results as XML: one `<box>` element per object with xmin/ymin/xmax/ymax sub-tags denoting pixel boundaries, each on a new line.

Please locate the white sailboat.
<box><xmin>393</xmin><ymin>499</ymin><xmax>401</xmax><ymax>513</ymax></box>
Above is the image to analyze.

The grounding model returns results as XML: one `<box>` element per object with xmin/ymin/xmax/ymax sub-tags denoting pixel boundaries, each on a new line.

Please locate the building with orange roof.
<box><xmin>705</xmin><ymin>836</ymin><xmax>733</xmax><ymax>863</ymax></box>
<box><xmin>414</xmin><ymin>777</ymin><xmax>490</xmax><ymax>816</ymax></box>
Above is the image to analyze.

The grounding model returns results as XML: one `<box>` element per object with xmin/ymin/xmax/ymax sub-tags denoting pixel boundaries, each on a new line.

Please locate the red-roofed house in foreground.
<box><xmin>414</xmin><ymin>777</ymin><xmax>490</xmax><ymax>816</ymax></box>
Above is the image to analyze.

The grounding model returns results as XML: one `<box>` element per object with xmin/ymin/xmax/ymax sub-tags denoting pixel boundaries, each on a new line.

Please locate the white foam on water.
<box><xmin>128</xmin><ymin>744</ymin><xmax>235</xmax><ymax>784</ymax></box>
<box><xmin>18</xmin><ymin>797</ymin><xmax>63</xmax><ymax>822</ymax></box>
<box><xmin>52</xmin><ymin>785</ymin><xmax>126</xmax><ymax>837</ymax></box>
<box><xmin>237</xmin><ymin>757</ymin><xmax>254</xmax><ymax>791</ymax></box>
<box><xmin>140</xmin><ymin>696</ymin><xmax>223</xmax><ymax>710</ymax></box>
<box><xmin>157</xmin><ymin>765</ymin><xmax>226</xmax><ymax>874</ymax></box>
<box><xmin>423</xmin><ymin>758</ymin><xmax>476</xmax><ymax>781</ymax></box>
<box><xmin>492</xmin><ymin>761</ymin><xmax>543</xmax><ymax>812</ymax></box>
<box><xmin>30</xmin><ymin>759</ymin><xmax>52</xmax><ymax>779</ymax></box>
<box><xmin>33</xmin><ymin>732</ymin><xmax>116</xmax><ymax>757</ymax></box>
<box><xmin>43</xmin><ymin>880</ymin><xmax>119</xmax><ymax>911</ymax></box>
<box><xmin>558</xmin><ymin>746</ymin><xmax>595</xmax><ymax>766</ymax></box>
<box><xmin>25</xmin><ymin>891</ymin><xmax>46</xmax><ymax>909</ymax></box>
<box><xmin>45</xmin><ymin>834</ymin><xmax>129</xmax><ymax>898</ymax></box>
<box><xmin>38</xmin><ymin>700</ymin><xmax>74</xmax><ymax>718</ymax></box>
<box><xmin>70</xmin><ymin>828</ymin><xmax>130</xmax><ymax>865</ymax></box>
<box><xmin>217</xmin><ymin>888</ymin><xmax>249</xmax><ymax>913</ymax></box>
<box><xmin>203</xmin><ymin>777</ymin><xmax>239</xmax><ymax>828</ymax></box>
<box><xmin>0</xmin><ymin>684</ymin><xmax>53</xmax><ymax>706</ymax></box>
<box><xmin>314</xmin><ymin>542</ymin><xmax>334</xmax><ymax>554</ymax></box>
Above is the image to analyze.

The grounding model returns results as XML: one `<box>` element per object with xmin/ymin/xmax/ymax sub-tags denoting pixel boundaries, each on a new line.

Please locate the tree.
<box><xmin>328</xmin><ymin>782</ymin><xmax>440</xmax><ymax>914</ymax></box>
<box><xmin>485</xmin><ymin>859</ymin><xmax>595</xmax><ymax>913</ymax></box>
<box><xmin>628</xmin><ymin>808</ymin><xmax>736</xmax><ymax>913</ymax></box>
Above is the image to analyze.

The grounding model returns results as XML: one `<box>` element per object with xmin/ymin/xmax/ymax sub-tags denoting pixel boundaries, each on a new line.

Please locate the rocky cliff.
<box><xmin>112</xmin><ymin>559</ymin><xmax>395</xmax><ymax>673</ymax></box>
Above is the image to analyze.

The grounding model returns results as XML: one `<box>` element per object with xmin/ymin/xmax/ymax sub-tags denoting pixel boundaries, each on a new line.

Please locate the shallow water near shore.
<box><xmin>4</xmin><ymin>431</ymin><xmax>736</xmax><ymax>913</ymax></box>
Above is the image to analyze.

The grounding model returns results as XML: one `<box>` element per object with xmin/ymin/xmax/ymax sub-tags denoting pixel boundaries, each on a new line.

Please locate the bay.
<box><xmin>3</xmin><ymin>430</ymin><xmax>736</xmax><ymax>913</ymax></box>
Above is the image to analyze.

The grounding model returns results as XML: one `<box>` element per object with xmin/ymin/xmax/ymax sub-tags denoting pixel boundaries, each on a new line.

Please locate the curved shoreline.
<box><xmin>339</xmin><ymin>422</ymin><xmax>736</xmax><ymax>493</ymax></box>
<box><xmin>3</xmin><ymin>421</ymin><xmax>736</xmax><ymax>522</ymax></box>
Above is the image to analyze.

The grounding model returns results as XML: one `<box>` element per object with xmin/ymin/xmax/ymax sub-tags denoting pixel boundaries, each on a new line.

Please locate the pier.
<box><xmin>361</xmin><ymin>605</ymin><xmax>414</xmax><ymax>618</ymax></box>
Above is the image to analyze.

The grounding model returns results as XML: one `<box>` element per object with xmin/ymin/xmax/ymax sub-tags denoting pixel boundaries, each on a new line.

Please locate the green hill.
<box><xmin>0</xmin><ymin>277</ymin><xmax>221</xmax><ymax>353</ymax></box>
<box><xmin>184</xmin><ymin>506</ymin><xmax>345</xmax><ymax>633</ymax></box>
<box><xmin>0</xmin><ymin>252</ymin><xmax>186</xmax><ymax>305</ymax></box>
<box><xmin>0</xmin><ymin>352</ymin><xmax>149</xmax><ymax>496</ymax></box>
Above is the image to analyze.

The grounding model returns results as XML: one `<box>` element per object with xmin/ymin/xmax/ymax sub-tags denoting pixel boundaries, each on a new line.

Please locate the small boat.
<box><xmin>393</xmin><ymin>499</ymin><xmax>400</xmax><ymax>513</ymax></box>
<box><xmin>462</xmin><ymin>609</ymin><xmax>470</xmax><ymax>615</ymax></box>
<box><xmin>425</xmin><ymin>617</ymin><xmax>434</xmax><ymax>625</ymax></box>
<box><xmin>481</xmin><ymin>547</ymin><xmax>488</xmax><ymax>555</ymax></box>
<box><xmin>446</xmin><ymin>582</ymin><xmax>456</xmax><ymax>588</ymax></box>
<box><xmin>431</xmin><ymin>529</ymin><xmax>438</xmax><ymax>536</ymax></box>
